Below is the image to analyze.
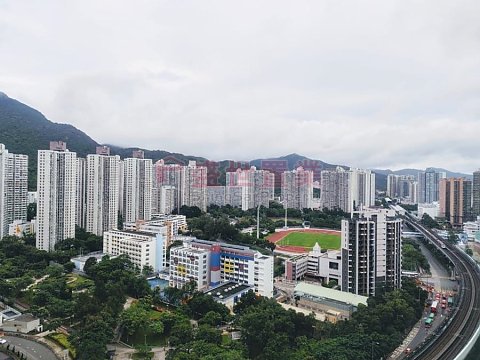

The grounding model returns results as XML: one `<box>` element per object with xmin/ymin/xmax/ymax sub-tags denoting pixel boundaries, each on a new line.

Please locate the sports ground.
<box><xmin>267</xmin><ymin>228</ymin><xmax>341</xmax><ymax>254</ymax></box>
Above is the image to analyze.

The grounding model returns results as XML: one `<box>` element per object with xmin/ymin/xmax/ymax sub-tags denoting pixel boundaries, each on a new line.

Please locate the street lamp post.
<box><xmin>371</xmin><ymin>341</ymin><xmax>379</xmax><ymax>360</ymax></box>
<box><xmin>257</xmin><ymin>205</ymin><xmax>260</xmax><ymax>239</ymax></box>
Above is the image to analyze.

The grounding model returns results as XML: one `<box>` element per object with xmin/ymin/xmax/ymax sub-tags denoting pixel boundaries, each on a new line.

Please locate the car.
<box><xmin>0</xmin><ymin>338</ymin><xmax>7</xmax><ymax>344</ymax></box>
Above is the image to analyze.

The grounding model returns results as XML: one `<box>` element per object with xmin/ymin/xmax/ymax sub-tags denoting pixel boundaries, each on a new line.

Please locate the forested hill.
<box><xmin>0</xmin><ymin>92</ymin><xmax>98</xmax><ymax>189</ymax></box>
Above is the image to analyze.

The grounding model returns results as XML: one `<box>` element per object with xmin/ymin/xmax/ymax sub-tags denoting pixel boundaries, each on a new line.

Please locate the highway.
<box><xmin>2</xmin><ymin>335</ymin><xmax>58</xmax><ymax>360</ymax></box>
<box><xmin>404</xmin><ymin>217</ymin><xmax>480</xmax><ymax>360</ymax></box>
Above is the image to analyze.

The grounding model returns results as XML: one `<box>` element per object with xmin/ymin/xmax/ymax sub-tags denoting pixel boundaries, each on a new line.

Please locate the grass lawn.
<box><xmin>66</xmin><ymin>274</ymin><xmax>94</xmax><ymax>291</ymax></box>
<box><xmin>48</xmin><ymin>333</ymin><xmax>76</xmax><ymax>358</ymax></box>
<box><xmin>122</xmin><ymin>328</ymin><xmax>167</xmax><ymax>347</ymax></box>
<box><xmin>277</xmin><ymin>232</ymin><xmax>341</xmax><ymax>250</ymax></box>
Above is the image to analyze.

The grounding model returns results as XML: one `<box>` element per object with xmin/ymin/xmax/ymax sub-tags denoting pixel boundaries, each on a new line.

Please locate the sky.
<box><xmin>1</xmin><ymin>1</ymin><xmax>479</xmax><ymax>173</ymax></box>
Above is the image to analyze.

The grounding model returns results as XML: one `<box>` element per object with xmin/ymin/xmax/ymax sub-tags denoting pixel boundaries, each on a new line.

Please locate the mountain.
<box><xmin>0</xmin><ymin>93</ymin><xmax>203</xmax><ymax>190</ymax></box>
<box><xmin>0</xmin><ymin>92</ymin><xmax>471</xmax><ymax>192</ymax></box>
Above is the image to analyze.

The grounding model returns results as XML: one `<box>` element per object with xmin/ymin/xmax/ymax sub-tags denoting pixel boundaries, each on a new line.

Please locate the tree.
<box><xmin>169</xmin><ymin>321</ymin><xmax>193</xmax><ymax>346</ymax></box>
<box><xmin>27</xmin><ymin>203</ymin><xmax>36</xmax><ymax>221</ymax></box>
<box><xmin>199</xmin><ymin>311</ymin><xmax>222</xmax><ymax>327</ymax></box>
<box><xmin>195</xmin><ymin>325</ymin><xmax>222</xmax><ymax>345</ymax></box>
<box><xmin>135</xmin><ymin>344</ymin><xmax>153</xmax><ymax>360</ymax></box>
<box><xmin>71</xmin><ymin>315</ymin><xmax>113</xmax><ymax>360</ymax></box>
<box><xmin>83</xmin><ymin>257</ymin><xmax>97</xmax><ymax>276</ymax></box>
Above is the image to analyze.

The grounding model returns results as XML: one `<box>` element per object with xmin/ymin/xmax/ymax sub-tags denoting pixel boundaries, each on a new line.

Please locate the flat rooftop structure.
<box><xmin>109</xmin><ymin>229</ymin><xmax>156</xmax><ymax>238</ymax></box>
<box><xmin>294</xmin><ymin>282</ymin><xmax>368</xmax><ymax>307</ymax></box>
<box><xmin>0</xmin><ymin>308</ymin><xmax>21</xmax><ymax>320</ymax></box>
<box><xmin>206</xmin><ymin>282</ymin><xmax>253</xmax><ymax>300</ymax></box>
<box><xmin>71</xmin><ymin>252</ymin><xmax>107</xmax><ymax>263</ymax></box>
<box><xmin>190</xmin><ymin>238</ymin><xmax>255</xmax><ymax>254</ymax></box>
<box><xmin>171</xmin><ymin>246</ymin><xmax>209</xmax><ymax>255</ymax></box>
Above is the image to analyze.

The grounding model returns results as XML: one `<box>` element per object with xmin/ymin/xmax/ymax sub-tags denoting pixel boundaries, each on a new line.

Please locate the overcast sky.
<box><xmin>1</xmin><ymin>1</ymin><xmax>479</xmax><ymax>173</ymax></box>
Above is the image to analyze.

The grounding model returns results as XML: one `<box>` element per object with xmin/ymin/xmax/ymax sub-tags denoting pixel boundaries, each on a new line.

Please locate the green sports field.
<box><xmin>277</xmin><ymin>232</ymin><xmax>341</xmax><ymax>250</ymax></box>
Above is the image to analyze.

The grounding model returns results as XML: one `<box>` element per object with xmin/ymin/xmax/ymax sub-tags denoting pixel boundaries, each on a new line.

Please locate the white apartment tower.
<box><xmin>153</xmin><ymin>160</ymin><xmax>184</xmax><ymax>212</ymax></box>
<box><xmin>348</xmin><ymin>168</ymin><xmax>375</xmax><ymax>212</ymax></box>
<box><xmin>182</xmin><ymin>161</ymin><xmax>208</xmax><ymax>211</ymax></box>
<box><xmin>319</xmin><ymin>167</ymin><xmax>349</xmax><ymax>212</ymax></box>
<box><xmin>76</xmin><ymin>158</ymin><xmax>86</xmax><ymax>229</ymax></box>
<box><xmin>123</xmin><ymin>151</ymin><xmax>153</xmax><ymax>223</ymax></box>
<box><xmin>85</xmin><ymin>146</ymin><xmax>121</xmax><ymax>236</ymax></box>
<box><xmin>281</xmin><ymin>167</ymin><xmax>314</xmax><ymax>210</ymax></box>
<box><xmin>37</xmin><ymin>141</ymin><xmax>77</xmax><ymax>251</ymax></box>
<box><xmin>0</xmin><ymin>144</ymin><xmax>28</xmax><ymax>239</ymax></box>
<box><xmin>226</xmin><ymin>167</ymin><xmax>274</xmax><ymax>210</ymax></box>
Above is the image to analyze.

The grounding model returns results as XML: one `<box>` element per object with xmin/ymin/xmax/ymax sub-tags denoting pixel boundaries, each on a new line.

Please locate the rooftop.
<box><xmin>294</xmin><ymin>282</ymin><xmax>368</xmax><ymax>306</ymax></box>
<box><xmin>206</xmin><ymin>282</ymin><xmax>253</xmax><ymax>300</ymax></box>
<box><xmin>6</xmin><ymin>314</ymin><xmax>38</xmax><ymax>323</ymax></box>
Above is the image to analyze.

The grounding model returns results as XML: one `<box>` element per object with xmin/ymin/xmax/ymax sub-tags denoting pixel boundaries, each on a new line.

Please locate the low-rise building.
<box><xmin>169</xmin><ymin>239</ymin><xmax>274</xmax><ymax>297</ymax></box>
<box><xmin>169</xmin><ymin>245</ymin><xmax>210</xmax><ymax>291</ymax></box>
<box><xmin>124</xmin><ymin>214</ymin><xmax>187</xmax><ymax>247</ymax></box>
<box><xmin>285</xmin><ymin>254</ymin><xmax>308</xmax><ymax>281</ymax></box>
<box><xmin>293</xmin><ymin>282</ymin><xmax>368</xmax><ymax>320</ymax></box>
<box><xmin>71</xmin><ymin>252</ymin><xmax>109</xmax><ymax>272</ymax></box>
<box><xmin>206</xmin><ymin>281</ymin><xmax>254</xmax><ymax>311</ymax></box>
<box><xmin>8</xmin><ymin>220</ymin><xmax>35</xmax><ymax>238</ymax></box>
<box><xmin>103</xmin><ymin>230</ymin><xmax>166</xmax><ymax>273</ymax></box>
<box><xmin>284</xmin><ymin>243</ymin><xmax>342</xmax><ymax>285</ymax></box>
<box><xmin>0</xmin><ymin>310</ymin><xmax>42</xmax><ymax>334</ymax></box>
<box><xmin>418</xmin><ymin>202</ymin><xmax>440</xmax><ymax>220</ymax></box>
<box><xmin>463</xmin><ymin>216</ymin><xmax>480</xmax><ymax>242</ymax></box>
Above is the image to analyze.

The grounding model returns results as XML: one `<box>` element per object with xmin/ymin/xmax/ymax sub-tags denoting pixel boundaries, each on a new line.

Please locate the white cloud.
<box><xmin>1</xmin><ymin>0</ymin><xmax>480</xmax><ymax>173</ymax></box>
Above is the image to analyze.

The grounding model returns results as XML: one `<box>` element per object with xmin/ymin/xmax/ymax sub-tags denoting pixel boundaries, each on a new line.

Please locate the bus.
<box><xmin>425</xmin><ymin>318</ymin><xmax>433</xmax><ymax>327</ymax></box>
<box><xmin>431</xmin><ymin>301</ymin><xmax>439</xmax><ymax>313</ymax></box>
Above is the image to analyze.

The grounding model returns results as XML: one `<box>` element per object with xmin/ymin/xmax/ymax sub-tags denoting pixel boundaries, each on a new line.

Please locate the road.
<box><xmin>3</xmin><ymin>335</ymin><xmax>57</xmax><ymax>360</ymax></box>
<box><xmin>404</xmin><ymin>218</ymin><xmax>480</xmax><ymax>360</ymax></box>
<box><xmin>417</xmin><ymin>241</ymin><xmax>456</xmax><ymax>294</ymax></box>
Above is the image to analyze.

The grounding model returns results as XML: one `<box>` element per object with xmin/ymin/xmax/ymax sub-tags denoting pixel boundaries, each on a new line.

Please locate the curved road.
<box><xmin>3</xmin><ymin>335</ymin><xmax>57</xmax><ymax>360</ymax></box>
<box><xmin>405</xmin><ymin>218</ymin><xmax>480</xmax><ymax>360</ymax></box>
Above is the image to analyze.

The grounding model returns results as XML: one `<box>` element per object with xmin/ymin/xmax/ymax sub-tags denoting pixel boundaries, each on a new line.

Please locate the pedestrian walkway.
<box><xmin>389</xmin><ymin>320</ymin><xmax>422</xmax><ymax>359</ymax></box>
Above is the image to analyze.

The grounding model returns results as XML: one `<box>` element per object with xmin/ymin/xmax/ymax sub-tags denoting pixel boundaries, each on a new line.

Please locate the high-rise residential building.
<box><xmin>207</xmin><ymin>186</ymin><xmax>226</xmax><ymax>207</ymax></box>
<box><xmin>386</xmin><ymin>174</ymin><xmax>399</xmax><ymax>198</ymax></box>
<box><xmin>473</xmin><ymin>170</ymin><xmax>480</xmax><ymax>217</ymax></box>
<box><xmin>417</xmin><ymin>168</ymin><xmax>446</xmax><ymax>203</ymax></box>
<box><xmin>123</xmin><ymin>151</ymin><xmax>153</xmax><ymax>223</ymax></box>
<box><xmin>226</xmin><ymin>167</ymin><xmax>274</xmax><ymax>210</ymax></box>
<box><xmin>348</xmin><ymin>168</ymin><xmax>375</xmax><ymax>212</ymax></box>
<box><xmin>153</xmin><ymin>160</ymin><xmax>183</xmax><ymax>212</ymax></box>
<box><xmin>387</xmin><ymin>174</ymin><xmax>417</xmax><ymax>204</ymax></box>
<box><xmin>281</xmin><ymin>167</ymin><xmax>313</xmax><ymax>210</ymax></box>
<box><xmin>156</xmin><ymin>185</ymin><xmax>176</xmax><ymax>214</ymax></box>
<box><xmin>341</xmin><ymin>208</ymin><xmax>402</xmax><ymax>297</ymax></box>
<box><xmin>319</xmin><ymin>167</ymin><xmax>349</xmax><ymax>212</ymax></box>
<box><xmin>182</xmin><ymin>161</ymin><xmax>208</xmax><ymax>211</ymax></box>
<box><xmin>154</xmin><ymin>160</ymin><xmax>208</xmax><ymax>212</ymax></box>
<box><xmin>439</xmin><ymin>178</ymin><xmax>472</xmax><ymax>228</ymax></box>
<box><xmin>0</xmin><ymin>144</ymin><xmax>28</xmax><ymax>239</ymax></box>
<box><xmin>225</xmin><ymin>185</ymin><xmax>243</xmax><ymax>208</ymax></box>
<box><xmin>76</xmin><ymin>158</ymin><xmax>86</xmax><ymax>229</ymax></box>
<box><xmin>117</xmin><ymin>160</ymin><xmax>125</xmax><ymax>218</ymax></box>
<box><xmin>85</xmin><ymin>147</ymin><xmax>121</xmax><ymax>236</ymax></box>
<box><xmin>36</xmin><ymin>141</ymin><xmax>77</xmax><ymax>251</ymax></box>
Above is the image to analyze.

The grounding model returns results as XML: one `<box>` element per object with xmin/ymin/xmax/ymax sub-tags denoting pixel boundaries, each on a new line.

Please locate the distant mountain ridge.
<box><xmin>0</xmin><ymin>92</ymin><xmax>471</xmax><ymax>191</ymax></box>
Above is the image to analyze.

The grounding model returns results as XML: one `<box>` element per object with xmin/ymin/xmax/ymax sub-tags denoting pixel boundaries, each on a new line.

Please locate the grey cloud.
<box><xmin>1</xmin><ymin>0</ymin><xmax>480</xmax><ymax>173</ymax></box>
